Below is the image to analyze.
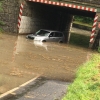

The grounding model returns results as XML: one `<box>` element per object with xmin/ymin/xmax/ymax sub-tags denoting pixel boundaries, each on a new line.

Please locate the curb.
<box><xmin>0</xmin><ymin>76</ymin><xmax>45</xmax><ymax>100</ymax></box>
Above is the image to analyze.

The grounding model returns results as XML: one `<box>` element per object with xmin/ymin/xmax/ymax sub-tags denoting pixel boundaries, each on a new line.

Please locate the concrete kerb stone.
<box><xmin>0</xmin><ymin>75</ymin><xmax>44</xmax><ymax>100</ymax></box>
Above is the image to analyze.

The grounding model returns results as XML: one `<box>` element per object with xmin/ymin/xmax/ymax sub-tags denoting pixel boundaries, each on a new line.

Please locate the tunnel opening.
<box><xmin>19</xmin><ymin>2</ymin><xmax>71</xmax><ymax>33</ymax></box>
<box><xmin>69</xmin><ymin>10</ymin><xmax>95</xmax><ymax>48</ymax></box>
<box><xmin>18</xmin><ymin>0</ymin><xmax>97</xmax><ymax>48</ymax></box>
<box><xmin>69</xmin><ymin>15</ymin><xmax>95</xmax><ymax>48</ymax></box>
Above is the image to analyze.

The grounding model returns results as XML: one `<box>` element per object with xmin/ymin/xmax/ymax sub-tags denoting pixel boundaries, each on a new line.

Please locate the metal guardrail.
<box><xmin>62</xmin><ymin>0</ymin><xmax>100</xmax><ymax>5</ymax></box>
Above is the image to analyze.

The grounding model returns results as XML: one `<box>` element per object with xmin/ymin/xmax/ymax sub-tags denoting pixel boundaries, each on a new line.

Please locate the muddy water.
<box><xmin>0</xmin><ymin>33</ymin><xmax>94</xmax><ymax>94</ymax></box>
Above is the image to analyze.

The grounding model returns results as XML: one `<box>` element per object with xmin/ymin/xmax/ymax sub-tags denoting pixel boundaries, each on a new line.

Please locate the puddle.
<box><xmin>0</xmin><ymin>33</ymin><xmax>94</xmax><ymax>94</ymax></box>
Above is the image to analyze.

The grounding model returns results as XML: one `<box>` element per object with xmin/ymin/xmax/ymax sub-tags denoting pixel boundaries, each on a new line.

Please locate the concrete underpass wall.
<box><xmin>64</xmin><ymin>15</ymin><xmax>73</xmax><ymax>43</ymax></box>
<box><xmin>19</xmin><ymin>1</ymin><xmax>73</xmax><ymax>40</ymax></box>
<box><xmin>19</xmin><ymin>16</ymin><xmax>34</xmax><ymax>33</ymax></box>
<box><xmin>0</xmin><ymin>0</ymin><xmax>73</xmax><ymax>43</ymax></box>
<box><xmin>19</xmin><ymin>2</ymin><xmax>58</xmax><ymax>34</ymax></box>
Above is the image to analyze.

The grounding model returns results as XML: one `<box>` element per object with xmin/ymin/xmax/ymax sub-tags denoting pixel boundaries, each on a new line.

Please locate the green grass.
<box><xmin>62</xmin><ymin>54</ymin><xmax>100</xmax><ymax>100</ymax></box>
<box><xmin>69</xmin><ymin>33</ymin><xmax>90</xmax><ymax>48</ymax></box>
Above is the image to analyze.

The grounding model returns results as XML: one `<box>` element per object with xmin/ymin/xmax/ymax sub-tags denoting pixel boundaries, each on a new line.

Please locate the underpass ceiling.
<box><xmin>28</xmin><ymin>2</ymin><xmax>96</xmax><ymax>18</ymax></box>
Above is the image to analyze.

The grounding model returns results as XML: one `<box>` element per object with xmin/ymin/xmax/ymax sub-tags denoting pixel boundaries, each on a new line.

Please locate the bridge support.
<box><xmin>64</xmin><ymin>15</ymin><xmax>74</xmax><ymax>43</ymax></box>
<box><xmin>90</xmin><ymin>13</ymin><xmax>100</xmax><ymax>49</ymax></box>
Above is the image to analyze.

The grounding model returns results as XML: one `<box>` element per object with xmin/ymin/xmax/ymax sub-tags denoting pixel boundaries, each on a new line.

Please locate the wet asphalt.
<box><xmin>15</xmin><ymin>80</ymin><xmax>70</xmax><ymax>100</ymax></box>
<box><xmin>0</xmin><ymin>77</ymin><xmax>70</xmax><ymax>100</ymax></box>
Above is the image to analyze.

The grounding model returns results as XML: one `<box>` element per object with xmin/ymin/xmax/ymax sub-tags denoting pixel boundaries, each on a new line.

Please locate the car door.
<box><xmin>54</xmin><ymin>32</ymin><xmax>63</xmax><ymax>42</ymax></box>
<box><xmin>48</xmin><ymin>32</ymin><xmax>56</xmax><ymax>42</ymax></box>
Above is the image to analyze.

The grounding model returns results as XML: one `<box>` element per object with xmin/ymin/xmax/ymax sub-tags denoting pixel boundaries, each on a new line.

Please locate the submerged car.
<box><xmin>26</xmin><ymin>33</ymin><xmax>35</xmax><ymax>39</ymax></box>
<box><xmin>34</xmin><ymin>29</ymin><xmax>65</xmax><ymax>43</ymax></box>
<box><xmin>26</xmin><ymin>30</ymin><xmax>41</xmax><ymax>39</ymax></box>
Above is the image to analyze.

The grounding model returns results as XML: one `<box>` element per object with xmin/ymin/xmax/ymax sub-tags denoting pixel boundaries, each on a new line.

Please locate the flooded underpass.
<box><xmin>0</xmin><ymin>33</ymin><xmax>95</xmax><ymax>94</ymax></box>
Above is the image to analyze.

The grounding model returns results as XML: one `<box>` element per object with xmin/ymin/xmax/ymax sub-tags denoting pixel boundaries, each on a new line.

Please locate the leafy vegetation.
<box><xmin>62</xmin><ymin>54</ymin><xmax>100</xmax><ymax>100</ymax></box>
<box><xmin>74</xmin><ymin>15</ymin><xmax>93</xmax><ymax>26</ymax></box>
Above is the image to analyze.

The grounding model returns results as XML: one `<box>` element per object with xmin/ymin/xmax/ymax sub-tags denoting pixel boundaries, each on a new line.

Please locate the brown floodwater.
<box><xmin>0</xmin><ymin>33</ymin><xmax>94</xmax><ymax>94</ymax></box>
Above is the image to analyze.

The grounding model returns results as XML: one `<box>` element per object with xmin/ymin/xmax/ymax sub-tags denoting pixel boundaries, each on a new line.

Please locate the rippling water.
<box><xmin>0</xmin><ymin>33</ymin><xmax>94</xmax><ymax>94</ymax></box>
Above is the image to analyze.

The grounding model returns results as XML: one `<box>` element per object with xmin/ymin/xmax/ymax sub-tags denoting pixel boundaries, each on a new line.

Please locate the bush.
<box><xmin>74</xmin><ymin>15</ymin><xmax>93</xmax><ymax>25</ymax></box>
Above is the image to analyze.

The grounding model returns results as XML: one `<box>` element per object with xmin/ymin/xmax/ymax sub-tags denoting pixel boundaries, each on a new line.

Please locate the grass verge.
<box><xmin>69</xmin><ymin>33</ymin><xmax>90</xmax><ymax>48</ymax></box>
<box><xmin>62</xmin><ymin>54</ymin><xmax>100</xmax><ymax>100</ymax></box>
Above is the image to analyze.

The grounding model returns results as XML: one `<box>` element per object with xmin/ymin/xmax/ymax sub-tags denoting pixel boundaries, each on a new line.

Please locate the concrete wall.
<box><xmin>19</xmin><ymin>2</ymin><xmax>58</xmax><ymax>34</ymax></box>
<box><xmin>64</xmin><ymin>15</ymin><xmax>74</xmax><ymax>43</ymax></box>
<box><xmin>19</xmin><ymin>16</ymin><xmax>34</xmax><ymax>33</ymax></box>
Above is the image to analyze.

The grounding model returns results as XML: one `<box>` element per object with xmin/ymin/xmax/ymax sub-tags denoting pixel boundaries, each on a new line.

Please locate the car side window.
<box><xmin>55</xmin><ymin>32</ymin><xmax>63</xmax><ymax>37</ymax></box>
<box><xmin>49</xmin><ymin>32</ymin><xmax>55</xmax><ymax>37</ymax></box>
<box><xmin>59</xmin><ymin>33</ymin><xmax>63</xmax><ymax>37</ymax></box>
<box><xmin>55</xmin><ymin>32</ymin><xmax>59</xmax><ymax>37</ymax></box>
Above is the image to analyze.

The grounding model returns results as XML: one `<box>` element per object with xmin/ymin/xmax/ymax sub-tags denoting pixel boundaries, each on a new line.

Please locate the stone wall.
<box><xmin>0</xmin><ymin>0</ymin><xmax>24</xmax><ymax>33</ymax></box>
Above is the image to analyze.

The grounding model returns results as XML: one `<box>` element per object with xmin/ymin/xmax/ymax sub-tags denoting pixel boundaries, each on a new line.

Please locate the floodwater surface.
<box><xmin>0</xmin><ymin>33</ymin><xmax>94</xmax><ymax>94</ymax></box>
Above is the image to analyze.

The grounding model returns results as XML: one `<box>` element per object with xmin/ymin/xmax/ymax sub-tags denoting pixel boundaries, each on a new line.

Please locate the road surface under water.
<box><xmin>0</xmin><ymin>33</ymin><xmax>94</xmax><ymax>94</ymax></box>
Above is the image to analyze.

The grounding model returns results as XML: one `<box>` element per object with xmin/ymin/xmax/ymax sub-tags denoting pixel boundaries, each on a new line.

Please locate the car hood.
<box><xmin>29</xmin><ymin>34</ymin><xmax>37</xmax><ymax>37</ymax></box>
<box><xmin>35</xmin><ymin>36</ymin><xmax>47</xmax><ymax>38</ymax></box>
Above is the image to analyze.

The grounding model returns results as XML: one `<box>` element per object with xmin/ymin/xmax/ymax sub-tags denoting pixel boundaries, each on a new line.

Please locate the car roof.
<box><xmin>40</xmin><ymin>29</ymin><xmax>63</xmax><ymax>33</ymax></box>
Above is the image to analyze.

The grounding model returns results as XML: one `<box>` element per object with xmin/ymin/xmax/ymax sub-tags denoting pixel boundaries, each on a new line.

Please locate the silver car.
<box><xmin>34</xmin><ymin>29</ymin><xmax>65</xmax><ymax>43</ymax></box>
<box><xmin>26</xmin><ymin>30</ymin><xmax>41</xmax><ymax>39</ymax></box>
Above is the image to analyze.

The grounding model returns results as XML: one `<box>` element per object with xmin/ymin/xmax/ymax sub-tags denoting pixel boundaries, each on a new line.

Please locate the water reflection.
<box><xmin>33</xmin><ymin>41</ymin><xmax>48</xmax><ymax>51</ymax></box>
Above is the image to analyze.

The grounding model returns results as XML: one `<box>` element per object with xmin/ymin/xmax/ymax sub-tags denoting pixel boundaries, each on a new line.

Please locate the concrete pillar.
<box><xmin>64</xmin><ymin>14</ymin><xmax>74</xmax><ymax>43</ymax></box>
<box><xmin>92</xmin><ymin>13</ymin><xmax>100</xmax><ymax>49</ymax></box>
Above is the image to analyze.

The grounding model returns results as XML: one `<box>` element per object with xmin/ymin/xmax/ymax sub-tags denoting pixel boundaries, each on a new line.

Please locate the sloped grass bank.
<box><xmin>62</xmin><ymin>54</ymin><xmax>100</xmax><ymax>100</ymax></box>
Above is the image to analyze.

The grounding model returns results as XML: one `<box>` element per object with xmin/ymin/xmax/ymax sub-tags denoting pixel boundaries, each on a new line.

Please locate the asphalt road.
<box><xmin>0</xmin><ymin>77</ymin><xmax>70</xmax><ymax>100</ymax></box>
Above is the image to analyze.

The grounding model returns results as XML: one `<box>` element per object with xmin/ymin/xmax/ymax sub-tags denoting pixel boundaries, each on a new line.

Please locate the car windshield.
<box><xmin>35</xmin><ymin>30</ymin><xmax>50</xmax><ymax>36</ymax></box>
